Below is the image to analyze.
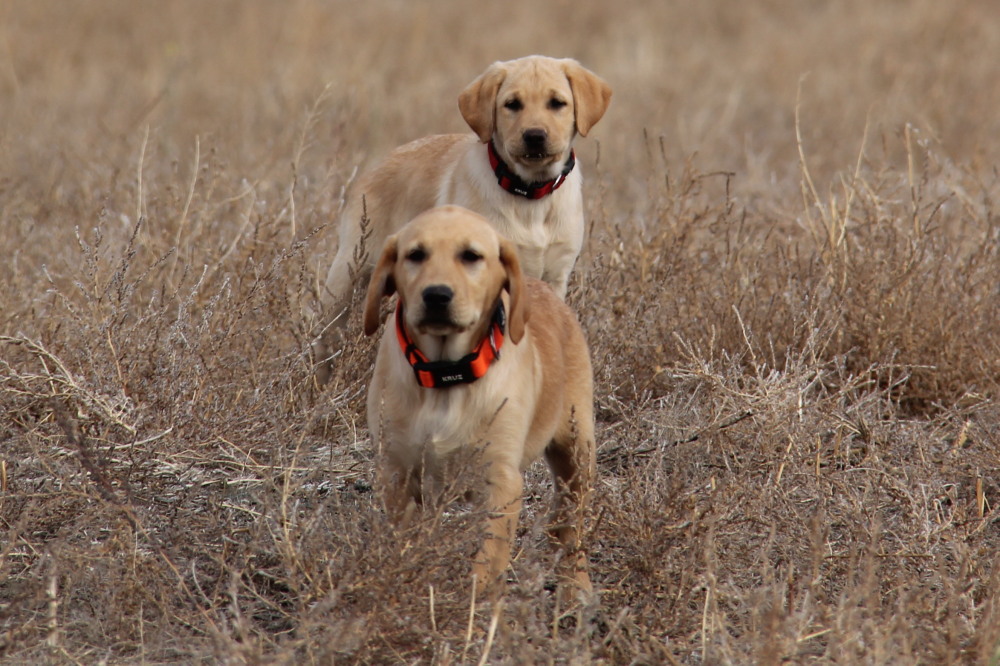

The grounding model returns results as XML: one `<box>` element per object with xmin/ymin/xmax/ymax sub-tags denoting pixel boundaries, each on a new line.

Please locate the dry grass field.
<box><xmin>2</xmin><ymin>0</ymin><xmax>1000</xmax><ymax>663</ymax></box>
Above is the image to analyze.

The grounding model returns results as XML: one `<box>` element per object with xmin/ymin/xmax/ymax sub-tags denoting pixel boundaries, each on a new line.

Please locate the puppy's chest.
<box><xmin>403</xmin><ymin>390</ymin><xmax>491</xmax><ymax>459</ymax></box>
<box><xmin>492</xmin><ymin>204</ymin><xmax>564</xmax><ymax>272</ymax></box>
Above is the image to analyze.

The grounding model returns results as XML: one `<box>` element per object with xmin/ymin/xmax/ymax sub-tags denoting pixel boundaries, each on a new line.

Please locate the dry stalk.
<box><xmin>135</xmin><ymin>124</ymin><xmax>149</xmax><ymax>226</ymax></box>
<box><xmin>977</xmin><ymin>476</ymin><xmax>986</xmax><ymax>519</ymax></box>
<box><xmin>288</xmin><ymin>83</ymin><xmax>334</xmax><ymax>239</ymax></box>
<box><xmin>774</xmin><ymin>437</ymin><xmax>795</xmax><ymax>487</ymax></box>
<box><xmin>174</xmin><ymin>134</ymin><xmax>201</xmax><ymax>249</ymax></box>
<box><xmin>429</xmin><ymin>584</ymin><xmax>437</xmax><ymax>633</ymax></box>
<box><xmin>476</xmin><ymin>599</ymin><xmax>503</xmax><ymax>666</ymax></box>
<box><xmin>462</xmin><ymin>574</ymin><xmax>478</xmax><ymax>663</ymax></box>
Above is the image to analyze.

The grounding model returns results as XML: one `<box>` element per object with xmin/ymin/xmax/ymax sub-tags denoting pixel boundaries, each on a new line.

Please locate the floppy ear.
<box><xmin>458</xmin><ymin>62</ymin><xmax>507</xmax><ymax>143</ymax></box>
<box><xmin>561</xmin><ymin>59</ymin><xmax>612</xmax><ymax>137</ymax></box>
<box><xmin>499</xmin><ymin>238</ymin><xmax>527</xmax><ymax>344</ymax></box>
<box><xmin>363</xmin><ymin>235</ymin><xmax>398</xmax><ymax>336</ymax></box>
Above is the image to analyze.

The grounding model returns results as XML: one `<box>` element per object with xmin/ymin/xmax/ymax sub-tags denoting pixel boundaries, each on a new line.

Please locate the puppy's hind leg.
<box><xmin>313</xmin><ymin>250</ymin><xmax>369</xmax><ymax>384</ymax></box>
<box><xmin>313</xmin><ymin>206</ymin><xmax>375</xmax><ymax>385</ymax></box>
<box><xmin>544</xmin><ymin>409</ymin><xmax>596</xmax><ymax>599</ymax></box>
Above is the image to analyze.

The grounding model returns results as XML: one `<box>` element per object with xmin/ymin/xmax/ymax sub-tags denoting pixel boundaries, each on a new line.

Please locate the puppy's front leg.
<box><xmin>472</xmin><ymin>461</ymin><xmax>523</xmax><ymax>595</ymax></box>
<box><xmin>541</xmin><ymin>237</ymin><xmax>583</xmax><ymax>301</ymax></box>
<box><xmin>382</xmin><ymin>459</ymin><xmax>420</xmax><ymax>529</ymax></box>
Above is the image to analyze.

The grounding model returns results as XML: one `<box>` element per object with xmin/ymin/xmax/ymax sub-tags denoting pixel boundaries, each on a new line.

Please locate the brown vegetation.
<box><xmin>2</xmin><ymin>1</ymin><xmax>999</xmax><ymax>663</ymax></box>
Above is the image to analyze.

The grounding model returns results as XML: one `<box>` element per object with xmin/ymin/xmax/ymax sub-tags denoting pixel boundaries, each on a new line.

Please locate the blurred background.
<box><xmin>3</xmin><ymin>0</ymin><xmax>997</xmax><ymax>202</ymax></box>
<box><xmin>2</xmin><ymin>2</ymin><xmax>999</xmax><ymax>662</ymax></box>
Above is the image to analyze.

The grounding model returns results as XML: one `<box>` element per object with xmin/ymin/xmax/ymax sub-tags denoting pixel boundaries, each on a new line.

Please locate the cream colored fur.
<box><xmin>315</xmin><ymin>56</ymin><xmax>611</xmax><ymax>383</ymax></box>
<box><xmin>364</xmin><ymin>206</ymin><xmax>596</xmax><ymax>598</ymax></box>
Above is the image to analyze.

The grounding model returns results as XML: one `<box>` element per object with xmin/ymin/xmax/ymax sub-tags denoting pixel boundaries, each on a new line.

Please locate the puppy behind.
<box><xmin>315</xmin><ymin>55</ymin><xmax>611</xmax><ymax>383</ymax></box>
<box><xmin>364</xmin><ymin>205</ymin><xmax>596</xmax><ymax>597</ymax></box>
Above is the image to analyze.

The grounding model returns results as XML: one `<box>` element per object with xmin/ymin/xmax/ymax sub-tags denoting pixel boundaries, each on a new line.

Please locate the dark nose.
<box><xmin>523</xmin><ymin>128</ymin><xmax>547</xmax><ymax>147</ymax></box>
<box><xmin>422</xmin><ymin>285</ymin><xmax>454</xmax><ymax>308</ymax></box>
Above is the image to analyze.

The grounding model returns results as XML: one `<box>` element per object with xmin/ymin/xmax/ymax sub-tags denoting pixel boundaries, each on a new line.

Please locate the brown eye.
<box><xmin>406</xmin><ymin>247</ymin><xmax>427</xmax><ymax>263</ymax></box>
<box><xmin>460</xmin><ymin>249</ymin><xmax>483</xmax><ymax>264</ymax></box>
<box><xmin>548</xmin><ymin>98</ymin><xmax>567</xmax><ymax>110</ymax></box>
<box><xmin>503</xmin><ymin>98</ymin><xmax>523</xmax><ymax>112</ymax></box>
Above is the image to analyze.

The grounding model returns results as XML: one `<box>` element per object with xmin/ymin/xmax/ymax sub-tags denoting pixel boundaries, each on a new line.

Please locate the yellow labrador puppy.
<box><xmin>316</xmin><ymin>55</ymin><xmax>611</xmax><ymax>383</ymax></box>
<box><xmin>364</xmin><ymin>205</ymin><xmax>596</xmax><ymax>597</ymax></box>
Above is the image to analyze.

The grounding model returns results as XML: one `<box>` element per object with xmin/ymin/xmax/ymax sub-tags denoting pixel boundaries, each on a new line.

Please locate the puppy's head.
<box><xmin>364</xmin><ymin>206</ymin><xmax>526</xmax><ymax>345</ymax></box>
<box><xmin>458</xmin><ymin>56</ymin><xmax>612</xmax><ymax>183</ymax></box>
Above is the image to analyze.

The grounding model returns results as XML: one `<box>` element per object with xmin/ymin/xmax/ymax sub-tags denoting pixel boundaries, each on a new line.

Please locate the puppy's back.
<box><xmin>523</xmin><ymin>277</ymin><xmax>593</xmax><ymax>402</ymax></box>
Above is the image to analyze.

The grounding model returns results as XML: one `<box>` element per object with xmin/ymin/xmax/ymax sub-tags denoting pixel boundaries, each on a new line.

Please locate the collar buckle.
<box><xmin>488</xmin><ymin>327</ymin><xmax>500</xmax><ymax>359</ymax></box>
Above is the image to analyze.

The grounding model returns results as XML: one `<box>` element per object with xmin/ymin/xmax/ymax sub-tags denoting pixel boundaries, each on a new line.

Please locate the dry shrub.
<box><xmin>2</xmin><ymin>1</ymin><xmax>1000</xmax><ymax>664</ymax></box>
<box><xmin>577</xmin><ymin>129</ymin><xmax>1000</xmax><ymax>415</ymax></box>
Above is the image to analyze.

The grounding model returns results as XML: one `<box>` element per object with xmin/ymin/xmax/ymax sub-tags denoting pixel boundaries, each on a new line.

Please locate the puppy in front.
<box><xmin>316</xmin><ymin>55</ymin><xmax>611</xmax><ymax>383</ymax></box>
<box><xmin>364</xmin><ymin>205</ymin><xmax>596</xmax><ymax>598</ymax></box>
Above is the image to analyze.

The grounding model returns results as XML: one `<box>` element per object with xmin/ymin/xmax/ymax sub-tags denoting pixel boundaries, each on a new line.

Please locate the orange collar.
<box><xmin>395</xmin><ymin>301</ymin><xmax>506</xmax><ymax>389</ymax></box>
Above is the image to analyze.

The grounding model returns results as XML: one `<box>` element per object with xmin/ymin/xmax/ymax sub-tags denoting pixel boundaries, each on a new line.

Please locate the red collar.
<box><xmin>487</xmin><ymin>141</ymin><xmax>575</xmax><ymax>199</ymax></box>
<box><xmin>395</xmin><ymin>301</ymin><xmax>506</xmax><ymax>389</ymax></box>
